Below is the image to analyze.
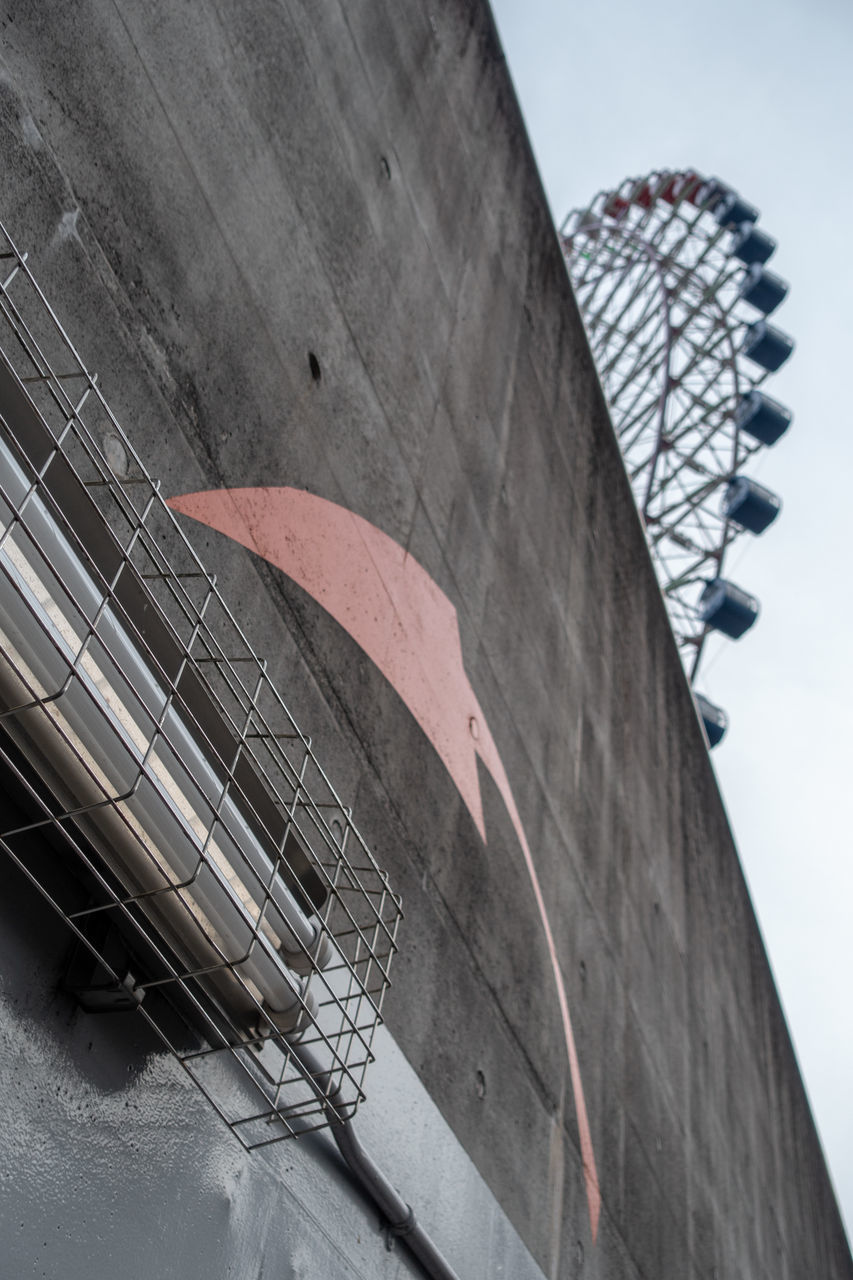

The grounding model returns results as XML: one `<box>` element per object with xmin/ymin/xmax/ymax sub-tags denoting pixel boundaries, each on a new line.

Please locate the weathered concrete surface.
<box><xmin>0</xmin><ymin>2</ymin><xmax>849</xmax><ymax>1279</ymax></box>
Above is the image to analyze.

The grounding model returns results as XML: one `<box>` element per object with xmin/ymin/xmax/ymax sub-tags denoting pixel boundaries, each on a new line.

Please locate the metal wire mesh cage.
<box><xmin>561</xmin><ymin>170</ymin><xmax>791</xmax><ymax>686</ymax></box>
<box><xmin>0</xmin><ymin>221</ymin><xmax>402</xmax><ymax>1147</ymax></box>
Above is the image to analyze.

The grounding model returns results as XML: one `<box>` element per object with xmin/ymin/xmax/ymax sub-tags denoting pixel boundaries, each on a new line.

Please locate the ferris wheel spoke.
<box><xmin>586</xmin><ymin>260</ymin><xmax>661</xmax><ymax>341</ymax></box>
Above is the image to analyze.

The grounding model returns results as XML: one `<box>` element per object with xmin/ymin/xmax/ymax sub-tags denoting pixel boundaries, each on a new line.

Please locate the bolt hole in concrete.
<box><xmin>475</xmin><ymin>1069</ymin><xmax>486</xmax><ymax>1099</ymax></box>
<box><xmin>308</xmin><ymin>351</ymin><xmax>322</xmax><ymax>383</ymax></box>
<box><xmin>468</xmin><ymin>715</ymin><xmax>479</xmax><ymax>741</ymax></box>
<box><xmin>380</xmin><ymin>155</ymin><xmax>391</xmax><ymax>180</ymax></box>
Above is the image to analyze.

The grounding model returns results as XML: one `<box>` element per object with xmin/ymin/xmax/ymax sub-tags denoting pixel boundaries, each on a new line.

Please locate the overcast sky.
<box><xmin>489</xmin><ymin>0</ymin><xmax>853</xmax><ymax>1240</ymax></box>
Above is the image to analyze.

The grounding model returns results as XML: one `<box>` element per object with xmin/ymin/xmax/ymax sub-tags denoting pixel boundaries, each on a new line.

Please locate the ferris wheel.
<box><xmin>560</xmin><ymin>170</ymin><xmax>794</xmax><ymax>745</ymax></box>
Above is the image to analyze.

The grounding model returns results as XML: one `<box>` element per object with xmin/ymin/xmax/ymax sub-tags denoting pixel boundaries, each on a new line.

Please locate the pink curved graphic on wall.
<box><xmin>167</xmin><ymin>485</ymin><xmax>601</xmax><ymax>1239</ymax></box>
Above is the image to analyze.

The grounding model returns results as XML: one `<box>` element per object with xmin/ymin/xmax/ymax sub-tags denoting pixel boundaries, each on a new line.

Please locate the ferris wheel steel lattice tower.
<box><xmin>560</xmin><ymin>170</ymin><xmax>795</xmax><ymax>746</ymax></box>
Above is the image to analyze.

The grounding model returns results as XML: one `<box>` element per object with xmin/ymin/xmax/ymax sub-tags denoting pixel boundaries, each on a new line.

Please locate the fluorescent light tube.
<box><xmin>0</xmin><ymin>431</ymin><xmax>331</xmax><ymax>1034</ymax></box>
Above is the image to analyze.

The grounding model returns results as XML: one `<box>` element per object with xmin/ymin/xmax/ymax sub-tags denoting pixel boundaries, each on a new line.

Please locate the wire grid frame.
<box><xmin>561</xmin><ymin>169</ymin><xmax>788</xmax><ymax>681</ymax></box>
<box><xmin>0</xmin><ymin>219</ymin><xmax>402</xmax><ymax>1147</ymax></box>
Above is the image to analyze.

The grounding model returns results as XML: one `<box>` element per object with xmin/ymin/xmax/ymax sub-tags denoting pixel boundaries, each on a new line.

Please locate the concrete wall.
<box><xmin>0</xmin><ymin>2</ymin><xmax>849</xmax><ymax>1278</ymax></box>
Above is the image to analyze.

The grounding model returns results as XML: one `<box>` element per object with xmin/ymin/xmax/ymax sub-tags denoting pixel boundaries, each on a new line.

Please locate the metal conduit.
<box><xmin>290</xmin><ymin>1039</ymin><xmax>463</xmax><ymax>1280</ymax></box>
<box><xmin>332</xmin><ymin>1123</ymin><xmax>462</xmax><ymax>1280</ymax></box>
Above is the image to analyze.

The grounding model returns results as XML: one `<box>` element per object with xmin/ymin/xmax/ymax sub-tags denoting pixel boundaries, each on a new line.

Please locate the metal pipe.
<box><xmin>289</xmin><ymin>1039</ymin><xmax>462</xmax><ymax>1280</ymax></box>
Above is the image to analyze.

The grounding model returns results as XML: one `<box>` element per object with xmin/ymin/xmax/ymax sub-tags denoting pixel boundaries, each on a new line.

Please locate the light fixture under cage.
<box><xmin>0</xmin><ymin>222</ymin><xmax>402</xmax><ymax>1148</ymax></box>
